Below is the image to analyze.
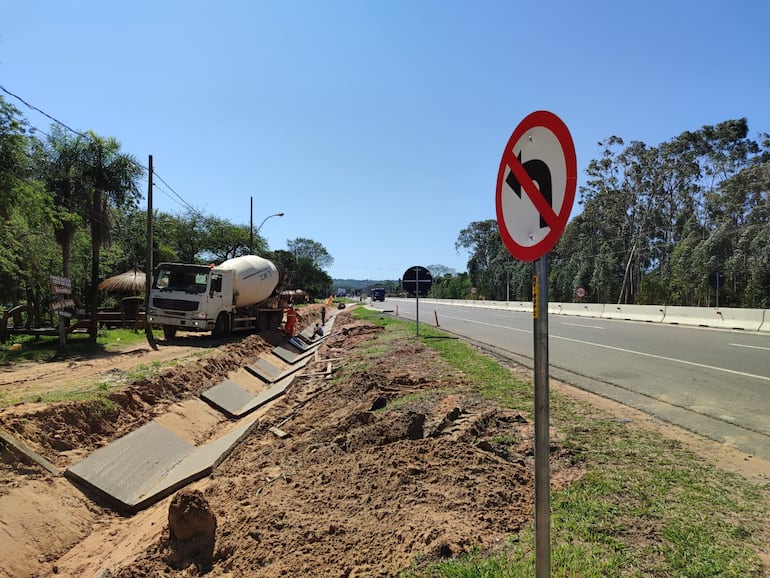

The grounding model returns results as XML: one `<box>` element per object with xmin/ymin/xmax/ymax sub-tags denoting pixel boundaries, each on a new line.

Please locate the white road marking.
<box><xmin>729</xmin><ymin>343</ymin><xmax>770</xmax><ymax>352</ymax></box>
<box><xmin>437</xmin><ymin>313</ymin><xmax>770</xmax><ymax>383</ymax></box>
<box><xmin>554</xmin><ymin>334</ymin><xmax>770</xmax><ymax>383</ymax></box>
<box><xmin>561</xmin><ymin>322</ymin><xmax>605</xmax><ymax>330</ymax></box>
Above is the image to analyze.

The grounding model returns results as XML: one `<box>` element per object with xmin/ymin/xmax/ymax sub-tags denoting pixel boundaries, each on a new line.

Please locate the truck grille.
<box><xmin>152</xmin><ymin>297</ymin><xmax>198</xmax><ymax>312</ymax></box>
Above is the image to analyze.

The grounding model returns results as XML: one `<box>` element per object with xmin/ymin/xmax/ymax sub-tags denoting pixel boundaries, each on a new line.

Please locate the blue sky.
<box><xmin>2</xmin><ymin>0</ymin><xmax>768</xmax><ymax>280</ymax></box>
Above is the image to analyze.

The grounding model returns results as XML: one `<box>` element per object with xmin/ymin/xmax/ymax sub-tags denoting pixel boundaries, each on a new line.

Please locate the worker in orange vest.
<box><xmin>284</xmin><ymin>304</ymin><xmax>298</xmax><ymax>337</ymax></box>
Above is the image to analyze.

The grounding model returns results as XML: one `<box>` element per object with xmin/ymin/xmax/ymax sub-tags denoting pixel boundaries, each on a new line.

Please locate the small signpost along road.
<box><xmin>49</xmin><ymin>275</ymin><xmax>75</xmax><ymax>348</ymax></box>
<box><xmin>496</xmin><ymin>110</ymin><xmax>576</xmax><ymax>577</ymax></box>
<box><xmin>402</xmin><ymin>266</ymin><xmax>433</xmax><ymax>336</ymax></box>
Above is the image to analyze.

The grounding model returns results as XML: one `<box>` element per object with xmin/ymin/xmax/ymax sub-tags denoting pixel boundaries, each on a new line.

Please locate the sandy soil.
<box><xmin>0</xmin><ymin>304</ymin><xmax>767</xmax><ymax>577</ymax></box>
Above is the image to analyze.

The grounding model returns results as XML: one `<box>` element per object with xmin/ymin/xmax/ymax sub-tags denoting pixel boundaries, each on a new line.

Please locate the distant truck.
<box><xmin>371</xmin><ymin>287</ymin><xmax>386</xmax><ymax>302</ymax></box>
<box><xmin>148</xmin><ymin>255</ymin><xmax>284</xmax><ymax>339</ymax></box>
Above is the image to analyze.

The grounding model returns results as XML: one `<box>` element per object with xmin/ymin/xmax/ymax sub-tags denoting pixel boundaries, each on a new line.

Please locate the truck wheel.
<box><xmin>162</xmin><ymin>325</ymin><xmax>177</xmax><ymax>340</ymax></box>
<box><xmin>213</xmin><ymin>313</ymin><xmax>230</xmax><ymax>338</ymax></box>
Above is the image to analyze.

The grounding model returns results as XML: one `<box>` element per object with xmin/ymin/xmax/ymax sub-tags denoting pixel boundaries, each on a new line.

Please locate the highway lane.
<box><xmin>370</xmin><ymin>298</ymin><xmax>770</xmax><ymax>461</ymax></box>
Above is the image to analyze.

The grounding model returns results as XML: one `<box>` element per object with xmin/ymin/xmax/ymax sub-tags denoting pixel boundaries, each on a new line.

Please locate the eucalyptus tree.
<box><xmin>455</xmin><ymin>220</ymin><xmax>503</xmax><ymax>298</ymax></box>
<box><xmin>573</xmin><ymin>119</ymin><xmax>768</xmax><ymax>306</ymax></box>
<box><xmin>690</xmin><ymin>119</ymin><xmax>768</xmax><ymax>306</ymax></box>
<box><xmin>707</xmin><ymin>131</ymin><xmax>770</xmax><ymax>306</ymax></box>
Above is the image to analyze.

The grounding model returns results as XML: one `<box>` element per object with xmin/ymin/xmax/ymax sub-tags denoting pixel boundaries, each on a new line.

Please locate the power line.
<box><xmin>0</xmin><ymin>84</ymin><xmax>92</xmax><ymax>142</ymax></box>
<box><xmin>151</xmin><ymin>170</ymin><xmax>204</xmax><ymax>217</ymax></box>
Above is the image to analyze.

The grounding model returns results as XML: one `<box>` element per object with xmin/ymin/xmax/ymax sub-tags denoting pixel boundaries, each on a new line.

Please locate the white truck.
<box><xmin>148</xmin><ymin>255</ymin><xmax>284</xmax><ymax>339</ymax></box>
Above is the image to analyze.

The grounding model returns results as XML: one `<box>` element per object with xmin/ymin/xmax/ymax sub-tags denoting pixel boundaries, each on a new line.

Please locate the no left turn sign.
<box><xmin>496</xmin><ymin>111</ymin><xmax>577</xmax><ymax>261</ymax></box>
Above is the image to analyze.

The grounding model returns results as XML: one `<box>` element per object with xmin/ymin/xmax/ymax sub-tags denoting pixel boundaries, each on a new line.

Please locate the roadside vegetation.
<box><xmin>0</xmin><ymin>327</ymin><xmax>198</xmax><ymax>408</ymax></box>
<box><xmin>0</xmin><ymin>326</ymin><xmax>152</xmax><ymax>365</ymax></box>
<box><xmin>352</xmin><ymin>308</ymin><xmax>769</xmax><ymax>577</ymax></box>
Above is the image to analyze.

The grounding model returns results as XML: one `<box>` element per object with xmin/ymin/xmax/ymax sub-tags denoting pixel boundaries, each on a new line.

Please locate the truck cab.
<box><xmin>149</xmin><ymin>263</ymin><xmax>231</xmax><ymax>337</ymax></box>
<box><xmin>371</xmin><ymin>287</ymin><xmax>386</xmax><ymax>302</ymax></box>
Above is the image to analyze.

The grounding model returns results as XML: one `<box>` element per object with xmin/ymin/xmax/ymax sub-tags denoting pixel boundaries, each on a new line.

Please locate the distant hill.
<box><xmin>332</xmin><ymin>279</ymin><xmax>393</xmax><ymax>291</ymax></box>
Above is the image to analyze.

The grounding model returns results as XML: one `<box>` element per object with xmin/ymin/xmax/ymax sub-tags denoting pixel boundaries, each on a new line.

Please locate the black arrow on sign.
<box><xmin>506</xmin><ymin>152</ymin><xmax>552</xmax><ymax>229</ymax></box>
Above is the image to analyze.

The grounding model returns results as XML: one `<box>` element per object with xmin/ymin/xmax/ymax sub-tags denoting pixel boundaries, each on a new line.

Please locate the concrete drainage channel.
<box><xmin>62</xmin><ymin>317</ymin><xmax>336</xmax><ymax>513</ymax></box>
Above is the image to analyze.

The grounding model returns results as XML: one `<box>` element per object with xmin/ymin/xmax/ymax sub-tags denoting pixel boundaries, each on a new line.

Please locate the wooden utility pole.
<box><xmin>145</xmin><ymin>155</ymin><xmax>158</xmax><ymax>350</ymax></box>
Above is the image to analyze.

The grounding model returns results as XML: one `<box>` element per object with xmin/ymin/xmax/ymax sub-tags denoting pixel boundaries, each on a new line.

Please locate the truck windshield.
<box><xmin>153</xmin><ymin>265</ymin><xmax>210</xmax><ymax>294</ymax></box>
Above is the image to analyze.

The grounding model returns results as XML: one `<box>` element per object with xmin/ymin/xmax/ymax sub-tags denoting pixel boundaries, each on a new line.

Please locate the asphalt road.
<box><xmin>369</xmin><ymin>298</ymin><xmax>770</xmax><ymax>462</ymax></box>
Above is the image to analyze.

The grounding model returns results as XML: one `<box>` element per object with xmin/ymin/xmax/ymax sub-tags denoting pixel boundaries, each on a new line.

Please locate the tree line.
<box><xmin>4</xmin><ymin>94</ymin><xmax>768</xmax><ymax>316</ymax></box>
<box><xmin>443</xmin><ymin>118</ymin><xmax>769</xmax><ymax>308</ymax></box>
<box><xmin>0</xmin><ymin>96</ymin><xmax>333</xmax><ymax>334</ymax></box>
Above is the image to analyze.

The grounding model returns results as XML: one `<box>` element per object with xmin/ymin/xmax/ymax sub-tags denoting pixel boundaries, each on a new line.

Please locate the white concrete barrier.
<box><xmin>662</xmin><ymin>306</ymin><xmax>764</xmax><ymax>330</ymax></box>
<box><xmin>759</xmin><ymin>310</ymin><xmax>770</xmax><ymax>333</ymax></box>
<box><xmin>506</xmin><ymin>301</ymin><xmax>533</xmax><ymax>313</ymax></box>
<box><xmin>551</xmin><ymin>302</ymin><xmax>605</xmax><ymax>317</ymax></box>
<box><xmin>602</xmin><ymin>304</ymin><xmax>665</xmax><ymax>323</ymax></box>
<box><xmin>662</xmin><ymin>306</ymin><xmax>720</xmax><ymax>327</ymax></box>
<box><xmin>387</xmin><ymin>298</ymin><xmax>768</xmax><ymax>332</ymax></box>
<box><xmin>710</xmin><ymin>307</ymin><xmax>766</xmax><ymax>331</ymax></box>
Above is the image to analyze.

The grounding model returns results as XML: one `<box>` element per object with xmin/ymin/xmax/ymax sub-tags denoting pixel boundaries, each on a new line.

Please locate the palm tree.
<box><xmin>81</xmin><ymin>132</ymin><xmax>144</xmax><ymax>341</ymax></box>
<box><xmin>44</xmin><ymin>126</ymin><xmax>87</xmax><ymax>278</ymax></box>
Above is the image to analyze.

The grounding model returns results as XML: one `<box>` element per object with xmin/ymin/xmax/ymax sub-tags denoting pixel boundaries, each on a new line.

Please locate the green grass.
<box><xmin>352</xmin><ymin>308</ymin><xmax>770</xmax><ymax>578</ymax></box>
<box><xmin>0</xmin><ymin>354</ymin><xmax>188</xmax><ymax>409</ymax></box>
<box><xmin>0</xmin><ymin>327</ymin><xmax>182</xmax><ymax>408</ymax></box>
<box><xmin>0</xmin><ymin>327</ymin><xmax>160</xmax><ymax>365</ymax></box>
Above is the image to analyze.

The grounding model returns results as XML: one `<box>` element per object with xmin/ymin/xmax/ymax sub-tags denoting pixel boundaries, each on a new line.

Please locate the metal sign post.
<box><xmin>402</xmin><ymin>265</ymin><xmax>433</xmax><ymax>337</ymax></box>
<box><xmin>533</xmin><ymin>256</ymin><xmax>550</xmax><ymax>577</ymax></box>
<box><xmin>415</xmin><ymin>267</ymin><xmax>420</xmax><ymax>336</ymax></box>
<box><xmin>495</xmin><ymin>111</ymin><xmax>577</xmax><ymax>578</ymax></box>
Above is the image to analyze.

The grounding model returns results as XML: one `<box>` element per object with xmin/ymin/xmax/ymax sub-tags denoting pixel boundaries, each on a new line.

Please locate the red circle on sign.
<box><xmin>575</xmin><ymin>286</ymin><xmax>586</xmax><ymax>299</ymax></box>
<box><xmin>496</xmin><ymin>111</ymin><xmax>577</xmax><ymax>261</ymax></box>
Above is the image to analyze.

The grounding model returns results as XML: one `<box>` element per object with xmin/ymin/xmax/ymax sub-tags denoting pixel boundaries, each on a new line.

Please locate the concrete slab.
<box><xmin>153</xmin><ymin>398</ymin><xmax>229</xmax><ymax>445</ymax></box>
<box><xmin>65</xmin><ymin>421</ymin><xmax>194</xmax><ymax>512</ymax></box>
<box><xmin>201</xmin><ymin>379</ymin><xmax>260</xmax><ymax>418</ymax></box>
<box><xmin>65</xmin><ymin>417</ymin><xmax>261</xmax><ymax>513</ymax></box>
<box><xmin>288</xmin><ymin>335</ymin><xmax>320</xmax><ymax>352</ymax></box>
<box><xmin>202</xmin><ymin>374</ymin><xmax>296</xmax><ymax>418</ymax></box>
<box><xmin>273</xmin><ymin>342</ymin><xmax>319</xmax><ymax>364</ymax></box>
<box><xmin>0</xmin><ymin>429</ymin><xmax>61</xmax><ymax>475</ymax></box>
<box><xmin>247</xmin><ymin>356</ymin><xmax>286</xmax><ymax>382</ymax></box>
<box><xmin>237</xmin><ymin>374</ymin><xmax>295</xmax><ymax>416</ymax></box>
<box><xmin>297</xmin><ymin>327</ymin><xmax>317</xmax><ymax>343</ymax></box>
<box><xmin>63</xmin><ymin>326</ymin><xmax>325</xmax><ymax>513</ymax></box>
<box><xmin>132</xmin><ymin>416</ymin><xmax>259</xmax><ymax>512</ymax></box>
<box><xmin>226</xmin><ymin>367</ymin><xmax>266</xmax><ymax>390</ymax></box>
<box><xmin>246</xmin><ymin>355</ymin><xmax>310</xmax><ymax>382</ymax></box>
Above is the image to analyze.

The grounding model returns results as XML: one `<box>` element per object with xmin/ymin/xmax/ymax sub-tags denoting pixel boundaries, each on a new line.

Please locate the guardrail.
<box><xmin>391</xmin><ymin>298</ymin><xmax>770</xmax><ymax>333</ymax></box>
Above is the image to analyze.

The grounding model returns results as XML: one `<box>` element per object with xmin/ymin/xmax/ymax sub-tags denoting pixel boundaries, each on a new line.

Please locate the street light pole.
<box><xmin>249</xmin><ymin>196</ymin><xmax>253</xmax><ymax>254</ymax></box>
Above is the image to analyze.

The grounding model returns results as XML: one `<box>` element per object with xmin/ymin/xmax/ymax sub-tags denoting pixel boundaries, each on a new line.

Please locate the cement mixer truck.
<box><xmin>148</xmin><ymin>255</ymin><xmax>284</xmax><ymax>339</ymax></box>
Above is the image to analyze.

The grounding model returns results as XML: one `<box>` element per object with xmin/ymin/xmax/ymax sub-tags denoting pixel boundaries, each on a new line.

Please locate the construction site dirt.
<box><xmin>0</xmin><ymin>304</ymin><xmax>767</xmax><ymax>577</ymax></box>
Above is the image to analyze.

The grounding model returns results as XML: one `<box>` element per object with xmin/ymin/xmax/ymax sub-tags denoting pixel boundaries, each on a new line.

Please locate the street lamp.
<box><xmin>249</xmin><ymin>200</ymin><xmax>284</xmax><ymax>253</ymax></box>
<box><xmin>256</xmin><ymin>212</ymin><xmax>285</xmax><ymax>234</ymax></box>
